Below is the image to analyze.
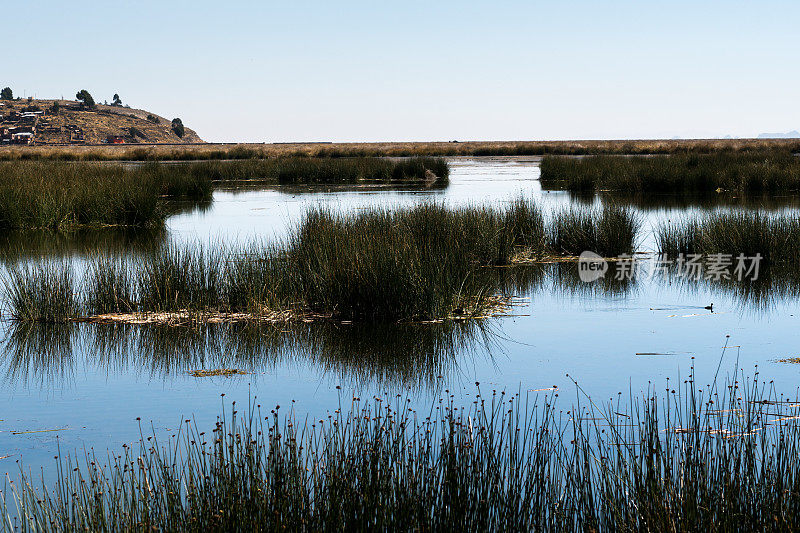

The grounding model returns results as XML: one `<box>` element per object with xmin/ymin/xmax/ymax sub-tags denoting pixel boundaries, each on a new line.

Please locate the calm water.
<box><xmin>2</xmin><ymin>156</ymin><xmax>800</xmax><ymax>486</ymax></box>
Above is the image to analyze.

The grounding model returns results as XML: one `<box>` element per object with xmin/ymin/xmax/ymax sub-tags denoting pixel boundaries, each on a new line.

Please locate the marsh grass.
<box><xmin>2</xmin><ymin>262</ymin><xmax>78</xmax><ymax>323</ymax></box>
<box><xmin>0</xmin><ymin>161</ymin><xmax>210</xmax><ymax>229</ymax></box>
<box><xmin>548</xmin><ymin>204</ymin><xmax>640</xmax><ymax>257</ymax></box>
<box><xmin>272</xmin><ymin>156</ymin><xmax>450</xmax><ymax>184</ymax></box>
<box><xmin>540</xmin><ymin>151</ymin><xmax>800</xmax><ymax>193</ymax></box>
<box><xmin>2</xmin><ymin>200</ymin><xmax>636</xmax><ymax>324</ymax></box>
<box><xmin>6</xmin><ymin>364</ymin><xmax>800</xmax><ymax>531</ymax></box>
<box><xmin>0</xmin><ymin>158</ymin><xmax>448</xmax><ymax>230</ymax></box>
<box><xmin>84</xmin><ymin>257</ymin><xmax>136</xmax><ymax>314</ymax></box>
<box><xmin>656</xmin><ymin>211</ymin><xmax>800</xmax><ymax>265</ymax></box>
<box><xmin>148</xmin><ymin>157</ymin><xmax>449</xmax><ymax>184</ymax></box>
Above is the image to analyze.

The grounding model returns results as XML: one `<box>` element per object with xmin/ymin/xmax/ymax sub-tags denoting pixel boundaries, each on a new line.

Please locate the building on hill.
<box><xmin>11</xmin><ymin>131</ymin><xmax>34</xmax><ymax>145</ymax></box>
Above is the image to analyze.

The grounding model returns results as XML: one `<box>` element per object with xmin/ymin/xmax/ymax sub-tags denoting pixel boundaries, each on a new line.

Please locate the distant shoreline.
<box><xmin>1</xmin><ymin>138</ymin><xmax>799</xmax><ymax>161</ymax></box>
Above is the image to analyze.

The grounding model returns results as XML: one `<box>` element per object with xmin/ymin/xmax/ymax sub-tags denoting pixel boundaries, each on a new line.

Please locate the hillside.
<box><xmin>0</xmin><ymin>99</ymin><xmax>203</xmax><ymax>145</ymax></box>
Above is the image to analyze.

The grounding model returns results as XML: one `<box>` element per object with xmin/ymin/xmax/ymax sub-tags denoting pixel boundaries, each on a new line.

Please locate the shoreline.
<box><xmin>2</xmin><ymin>138</ymin><xmax>800</xmax><ymax>160</ymax></box>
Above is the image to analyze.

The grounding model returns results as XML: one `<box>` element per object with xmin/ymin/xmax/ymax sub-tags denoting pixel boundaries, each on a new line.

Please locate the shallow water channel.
<box><xmin>2</xmin><ymin>156</ymin><xmax>800</xmax><ymax>487</ymax></box>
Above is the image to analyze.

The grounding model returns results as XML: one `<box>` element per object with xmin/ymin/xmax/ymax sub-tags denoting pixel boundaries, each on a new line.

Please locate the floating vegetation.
<box><xmin>3</xmin><ymin>200</ymin><xmax>632</xmax><ymax>324</ymax></box>
<box><xmin>5</xmin><ymin>365</ymin><xmax>800</xmax><ymax>530</ymax></box>
<box><xmin>540</xmin><ymin>151</ymin><xmax>800</xmax><ymax>193</ymax></box>
<box><xmin>188</xmin><ymin>368</ymin><xmax>248</xmax><ymax>377</ymax></box>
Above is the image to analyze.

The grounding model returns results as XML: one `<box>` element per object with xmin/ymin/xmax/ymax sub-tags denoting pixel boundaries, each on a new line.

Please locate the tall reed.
<box><xmin>5</xmin><ymin>365</ymin><xmax>800</xmax><ymax>531</ymax></box>
<box><xmin>0</xmin><ymin>161</ymin><xmax>210</xmax><ymax>229</ymax></box>
<box><xmin>2</xmin><ymin>201</ymin><xmax>638</xmax><ymax>323</ymax></box>
<box><xmin>548</xmin><ymin>204</ymin><xmax>639</xmax><ymax>256</ymax></box>
<box><xmin>656</xmin><ymin>211</ymin><xmax>800</xmax><ymax>265</ymax></box>
<box><xmin>2</xmin><ymin>261</ymin><xmax>78</xmax><ymax>323</ymax></box>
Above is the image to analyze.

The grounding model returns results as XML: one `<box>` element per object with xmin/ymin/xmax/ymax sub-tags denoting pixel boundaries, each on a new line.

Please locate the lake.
<box><xmin>2</xmin><ymin>156</ymin><xmax>800</xmax><ymax>487</ymax></box>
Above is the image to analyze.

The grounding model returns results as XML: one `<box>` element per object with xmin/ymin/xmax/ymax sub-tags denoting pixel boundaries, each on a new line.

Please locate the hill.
<box><xmin>758</xmin><ymin>130</ymin><xmax>800</xmax><ymax>139</ymax></box>
<box><xmin>0</xmin><ymin>98</ymin><xmax>203</xmax><ymax>145</ymax></box>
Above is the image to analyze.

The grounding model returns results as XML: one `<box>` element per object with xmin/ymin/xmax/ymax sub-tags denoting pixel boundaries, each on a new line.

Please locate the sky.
<box><xmin>4</xmin><ymin>1</ymin><xmax>799</xmax><ymax>143</ymax></box>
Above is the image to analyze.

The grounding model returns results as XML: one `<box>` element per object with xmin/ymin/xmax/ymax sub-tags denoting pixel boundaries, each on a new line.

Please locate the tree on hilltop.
<box><xmin>0</xmin><ymin>87</ymin><xmax>12</xmax><ymax>100</ymax></box>
<box><xmin>171</xmin><ymin>118</ymin><xmax>185</xmax><ymax>138</ymax></box>
<box><xmin>76</xmin><ymin>89</ymin><xmax>96</xmax><ymax>109</ymax></box>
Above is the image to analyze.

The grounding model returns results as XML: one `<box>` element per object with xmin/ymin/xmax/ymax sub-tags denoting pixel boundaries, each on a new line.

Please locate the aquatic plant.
<box><xmin>2</xmin><ymin>201</ymin><xmax>639</xmax><ymax>323</ymax></box>
<box><xmin>547</xmin><ymin>204</ymin><xmax>639</xmax><ymax>257</ymax></box>
<box><xmin>83</xmin><ymin>256</ymin><xmax>136</xmax><ymax>314</ymax></box>
<box><xmin>5</xmin><ymin>364</ymin><xmax>800</xmax><ymax>531</ymax></box>
<box><xmin>0</xmin><ymin>158</ymin><xmax>449</xmax><ymax>230</ymax></box>
<box><xmin>656</xmin><ymin>211</ymin><xmax>800</xmax><ymax>266</ymax></box>
<box><xmin>0</xmin><ymin>161</ymin><xmax>208</xmax><ymax>229</ymax></box>
<box><xmin>2</xmin><ymin>261</ymin><xmax>78</xmax><ymax>323</ymax></box>
<box><xmin>540</xmin><ymin>151</ymin><xmax>800</xmax><ymax>193</ymax></box>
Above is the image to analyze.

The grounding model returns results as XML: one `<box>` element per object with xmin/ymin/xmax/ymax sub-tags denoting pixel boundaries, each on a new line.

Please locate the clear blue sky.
<box><xmin>5</xmin><ymin>1</ymin><xmax>798</xmax><ymax>142</ymax></box>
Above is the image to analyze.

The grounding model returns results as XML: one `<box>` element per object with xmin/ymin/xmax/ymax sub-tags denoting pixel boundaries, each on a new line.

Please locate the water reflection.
<box><xmin>662</xmin><ymin>268</ymin><xmax>800</xmax><ymax>312</ymax></box>
<box><xmin>549</xmin><ymin>262</ymin><xmax>639</xmax><ymax>298</ymax></box>
<box><xmin>214</xmin><ymin>180</ymin><xmax>450</xmax><ymax>196</ymax></box>
<box><xmin>2</xmin><ymin>320</ymin><xmax>499</xmax><ymax>390</ymax></box>
<box><xmin>0</xmin><ymin>227</ymin><xmax>167</xmax><ymax>261</ymax></box>
<box><xmin>552</xmin><ymin>190</ymin><xmax>800</xmax><ymax>211</ymax></box>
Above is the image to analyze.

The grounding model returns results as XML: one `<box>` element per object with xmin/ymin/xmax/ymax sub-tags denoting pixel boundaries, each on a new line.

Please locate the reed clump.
<box><xmin>0</xmin><ymin>161</ymin><xmax>211</xmax><ymax>229</ymax></box>
<box><xmin>157</xmin><ymin>156</ymin><xmax>449</xmax><ymax>184</ymax></box>
<box><xmin>3</xmin><ymin>261</ymin><xmax>78</xmax><ymax>323</ymax></box>
<box><xmin>548</xmin><ymin>204</ymin><xmax>639</xmax><ymax>256</ymax></box>
<box><xmin>656</xmin><ymin>211</ymin><xmax>800</xmax><ymax>265</ymax></box>
<box><xmin>540</xmin><ymin>151</ymin><xmax>800</xmax><ymax>193</ymax></box>
<box><xmin>5</xmin><ymin>367</ymin><xmax>800</xmax><ymax>531</ymax></box>
<box><xmin>3</xmin><ymin>200</ymin><xmax>638</xmax><ymax>323</ymax></box>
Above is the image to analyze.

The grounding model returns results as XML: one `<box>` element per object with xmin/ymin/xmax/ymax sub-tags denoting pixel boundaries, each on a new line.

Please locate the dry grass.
<box><xmin>2</xmin><ymin>138</ymin><xmax>799</xmax><ymax>161</ymax></box>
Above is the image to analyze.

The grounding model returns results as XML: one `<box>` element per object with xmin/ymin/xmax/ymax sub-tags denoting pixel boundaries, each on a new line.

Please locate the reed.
<box><xmin>0</xmin><ymin>158</ymin><xmax>448</xmax><ymax>230</ymax></box>
<box><xmin>2</xmin><ymin>261</ymin><xmax>78</xmax><ymax>323</ymax></box>
<box><xmin>656</xmin><ymin>211</ymin><xmax>800</xmax><ymax>265</ymax></box>
<box><xmin>0</xmin><ymin>161</ymin><xmax>210</xmax><ymax>229</ymax></box>
<box><xmin>548</xmin><ymin>204</ymin><xmax>639</xmax><ymax>257</ymax></box>
<box><xmin>83</xmin><ymin>257</ymin><xmax>136</xmax><ymax>314</ymax></box>
<box><xmin>5</xmin><ymin>364</ymin><xmax>800</xmax><ymax>531</ymax></box>
<box><xmin>2</xmin><ymin>201</ymin><xmax>638</xmax><ymax>323</ymax></box>
<box><xmin>540</xmin><ymin>151</ymin><xmax>800</xmax><ymax>193</ymax></box>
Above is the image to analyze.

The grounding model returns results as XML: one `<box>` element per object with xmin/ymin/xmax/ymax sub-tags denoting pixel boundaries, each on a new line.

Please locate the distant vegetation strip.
<box><xmin>179</xmin><ymin>156</ymin><xmax>449</xmax><ymax>184</ymax></box>
<box><xmin>2</xmin><ymin>202</ymin><xmax>638</xmax><ymax>323</ymax></box>
<box><xmin>0</xmin><ymin>157</ymin><xmax>448</xmax><ymax>229</ymax></box>
<box><xmin>540</xmin><ymin>151</ymin><xmax>800</xmax><ymax>193</ymax></box>
<box><xmin>2</xmin><ymin>139</ymin><xmax>800</xmax><ymax>161</ymax></box>
<box><xmin>5</xmin><ymin>370</ymin><xmax>800</xmax><ymax>531</ymax></box>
